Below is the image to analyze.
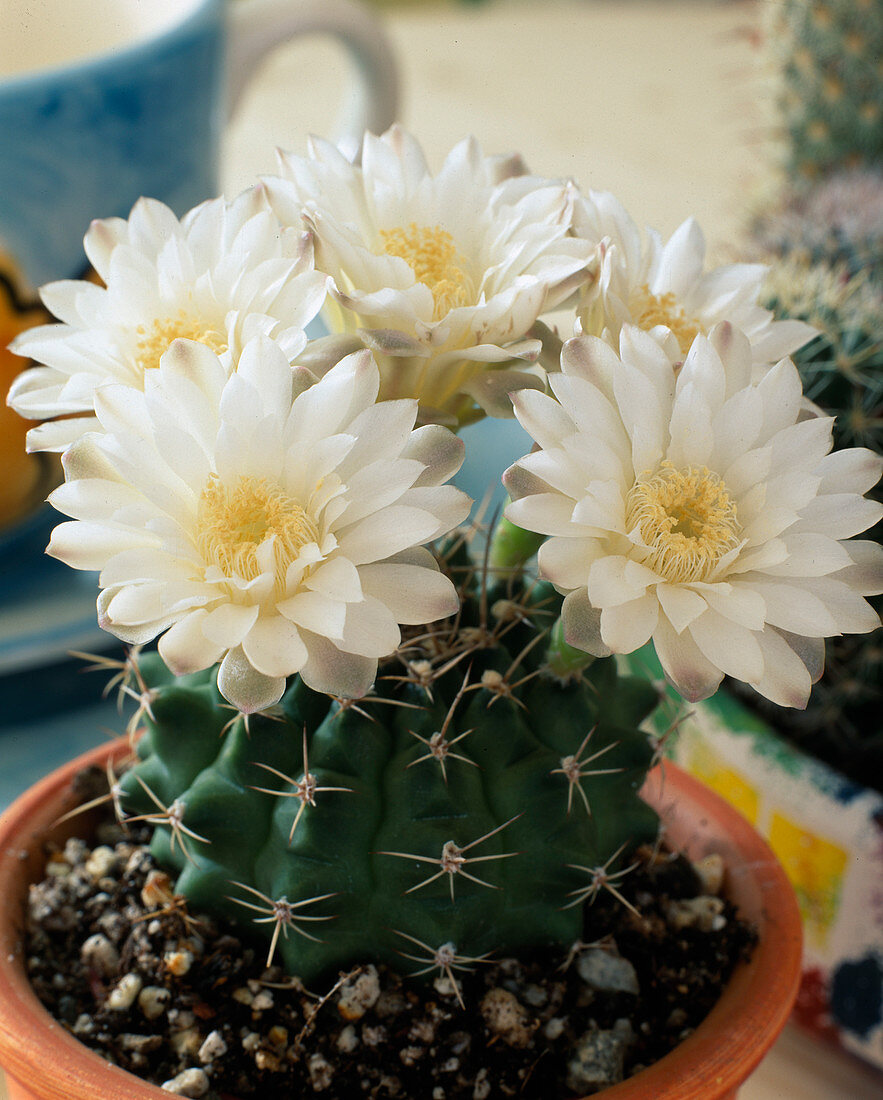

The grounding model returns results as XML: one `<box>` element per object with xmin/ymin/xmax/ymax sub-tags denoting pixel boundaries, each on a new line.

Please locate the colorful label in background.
<box><xmin>620</xmin><ymin>643</ymin><xmax>883</xmax><ymax>1070</ymax></box>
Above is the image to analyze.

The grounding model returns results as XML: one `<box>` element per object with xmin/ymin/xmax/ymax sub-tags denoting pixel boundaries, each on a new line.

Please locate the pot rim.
<box><xmin>0</xmin><ymin>738</ymin><xmax>802</xmax><ymax>1100</ymax></box>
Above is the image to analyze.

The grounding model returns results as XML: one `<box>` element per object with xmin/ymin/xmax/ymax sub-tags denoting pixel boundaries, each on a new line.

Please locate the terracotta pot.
<box><xmin>621</xmin><ymin>643</ymin><xmax>883</xmax><ymax>1069</ymax></box>
<box><xmin>0</xmin><ymin>739</ymin><xmax>802</xmax><ymax>1100</ymax></box>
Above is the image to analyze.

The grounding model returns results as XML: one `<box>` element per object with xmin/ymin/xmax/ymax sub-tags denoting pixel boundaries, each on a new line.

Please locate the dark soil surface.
<box><xmin>24</xmin><ymin>765</ymin><xmax>755</xmax><ymax>1099</ymax></box>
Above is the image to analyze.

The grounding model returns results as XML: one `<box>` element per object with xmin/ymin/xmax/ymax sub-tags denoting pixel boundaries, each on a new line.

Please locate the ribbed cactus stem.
<box><xmin>545</xmin><ymin>616</ymin><xmax>597</xmax><ymax>682</ymax></box>
<box><xmin>488</xmin><ymin>512</ymin><xmax>545</xmax><ymax>574</ymax></box>
<box><xmin>115</xmin><ymin>556</ymin><xmax>660</xmax><ymax>986</ymax></box>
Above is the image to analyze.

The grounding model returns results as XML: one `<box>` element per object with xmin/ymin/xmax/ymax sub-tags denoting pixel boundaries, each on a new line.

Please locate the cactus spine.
<box><xmin>117</xmin><ymin>539</ymin><xmax>660</xmax><ymax>984</ymax></box>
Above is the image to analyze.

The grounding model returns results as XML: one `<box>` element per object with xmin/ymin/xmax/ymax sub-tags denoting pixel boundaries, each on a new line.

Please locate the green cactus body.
<box><xmin>118</xmin><ymin>566</ymin><xmax>659</xmax><ymax>984</ymax></box>
<box><xmin>764</xmin><ymin>0</ymin><xmax>883</xmax><ymax>181</ymax></box>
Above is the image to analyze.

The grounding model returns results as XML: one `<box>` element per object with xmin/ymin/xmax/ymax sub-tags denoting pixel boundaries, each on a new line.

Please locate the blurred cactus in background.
<box><xmin>746</xmin><ymin>166</ymin><xmax>883</xmax><ymax>786</ymax></box>
<box><xmin>751</xmin><ymin>166</ymin><xmax>883</xmax><ymax>283</ymax></box>
<box><xmin>762</xmin><ymin>0</ymin><xmax>883</xmax><ymax>184</ymax></box>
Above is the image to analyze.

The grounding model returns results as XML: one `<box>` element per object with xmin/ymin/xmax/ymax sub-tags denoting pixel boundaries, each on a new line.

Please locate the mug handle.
<box><xmin>225</xmin><ymin>0</ymin><xmax>399</xmax><ymax>162</ymax></box>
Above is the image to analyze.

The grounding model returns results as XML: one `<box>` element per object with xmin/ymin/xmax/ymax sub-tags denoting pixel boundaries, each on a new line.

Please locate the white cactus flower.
<box><xmin>46</xmin><ymin>336</ymin><xmax>470</xmax><ymax>712</ymax></box>
<box><xmin>8</xmin><ymin>191</ymin><xmax>328</xmax><ymax>453</ymax></box>
<box><xmin>573</xmin><ymin>190</ymin><xmax>816</xmax><ymax>370</ymax></box>
<box><xmin>264</xmin><ymin>125</ymin><xmax>595</xmax><ymax>427</ymax></box>
<box><xmin>504</xmin><ymin>322</ymin><xmax>883</xmax><ymax>707</ymax></box>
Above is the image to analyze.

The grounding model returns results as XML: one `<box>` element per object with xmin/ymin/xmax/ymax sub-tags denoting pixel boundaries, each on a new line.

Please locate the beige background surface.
<box><xmin>2</xmin><ymin>2</ymin><xmax>882</xmax><ymax>1097</ymax></box>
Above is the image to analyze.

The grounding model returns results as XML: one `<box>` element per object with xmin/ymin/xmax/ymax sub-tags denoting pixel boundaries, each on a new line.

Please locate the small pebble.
<box><xmin>433</xmin><ymin>975</ymin><xmax>459</xmax><ymax>1001</ymax></box>
<box><xmin>241</xmin><ymin>1031</ymin><xmax>261</xmax><ymax>1053</ymax></box>
<box><xmin>163</xmin><ymin>949</ymin><xmax>194</xmax><ymax>977</ymax></box>
<box><xmin>251</xmin><ymin>988</ymin><xmax>275</xmax><ymax>1013</ymax></box>
<box><xmin>566</xmin><ymin>1019</ymin><xmax>633</xmax><ymax>1094</ymax></box>
<box><xmin>169</xmin><ymin>1026</ymin><xmax>202</xmax><ymax>1059</ymax></box>
<box><xmin>472</xmin><ymin>1067</ymin><xmax>491</xmax><ymax>1100</ymax></box>
<box><xmin>522</xmin><ymin>983</ymin><xmax>548</xmax><ymax>1007</ymax></box>
<box><xmin>337</xmin><ymin>1024</ymin><xmax>359</xmax><ymax>1053</ymax></box>
<box><xmin>106</xmin><ymin>973</ymin><xmax>142</xmax><ymax>1011</ymax></box>
<box><xmin>140</xmin><ymin>869</ymin><xmax>172</xmax><ymax>908</ymax></box>
<box><xmin>268</xmin><ymin>1025</ymin><xmax>288</xmax><ymax>1047</ymax></box>
<box><xmin>308</xmin><ymin>1052</ymin><xmax>334</xmax><ymax>1091</ymax></box>
<box><xmin>544</xmin><ymin>1016</ymin><xmax>566</xmax><ymax>1041</ymax></box>
<box><xmin>408</xmin><ymin>1017</ymin><xmax>435</xmax><ymax>1044</ymax></box>
<box><xmin>338</xmin><ymin>965</ymin><xmax>381</xmax><ymax>1020</ymax></box>
<box><xmin>255</xmin><ymin>1049</ymin><xmax>282</xmax><ymax>1072</ymax></box>
<box><xmin>666</xmin><ymin>896</ymin><xmax>727</xmax><ymax>933</ymax></box>
<box><xmin>693</xmin><ymin>854</ymin><xmax>725</xmax><ymax>896</ymax></box>
<box><xmin>576</xmin><ymin>948</ymin><xmax>640</xmax><ymax>996</ymax></box>
<box><xmin>361</xmin><ymin>1024</ymin><xmax>387</xmax><ymax>1047</ymax></box>
<box><xmin>198</xmin><ymin>1029</ymin><xmax>228</xmax><ymax>1063</ymax></box>
<box><xmin>479</xmin><ymin>988</ymin><xmax>534</xmax><ymax>1049</ymax></box>
<box><xmin>80</xmin><ymin>933</ymin><xmax>120</xmax><ymax>977</ymax></box>
<box><xmin>160</xmin><ymin>1067</ymin><xmax>210</xmax><ymax>1097</ymax></box>
<box><xmin>85</xmin><ymin>846</ymin><xmax>117</xmax><ymax>880</ymax></box>
<box><xmin>120</xmin><ymin>1033</ymin><xmax>162</xmax><ymax>1054</ymax></box>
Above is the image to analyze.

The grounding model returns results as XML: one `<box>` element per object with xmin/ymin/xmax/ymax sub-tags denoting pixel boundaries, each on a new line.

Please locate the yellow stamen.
<box><xmin>134</xmin><ymin>310</ymin><xmax>227</xmax><ymax>379</ymax></box>
<box><xmin>379</xmin><ymin>223</ymin><xmax>474</xmax><ymax>320</ymax></box>
<box><xmin>626</xmin><ymin>462</ymin><xmax>741</xmax><ymax>583</ymax></box>
<box><xmin>197</xmin><ymin>476</ymin><xmax>319</xmax><ymax>590</ymax></box>
<box><xmin>631</xmin><ymin>284</ymin><xmax>704</xmax><ymax>357</ymax></box>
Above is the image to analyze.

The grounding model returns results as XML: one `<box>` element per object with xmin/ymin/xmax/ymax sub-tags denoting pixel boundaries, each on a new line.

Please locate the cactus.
<box><xmin>761</xmin><ymin>253</ymin><xmax>883</xmax><ymax>457</ymax></box>
<box><xmin>741</xmin><ymin>252</ymin><xmax>883</xmax><ymax>788</ymax></box>
<box><xmin>762</xmin><ymin>0</ymin><xmax>883</xmax><ymax>182</ymax></box>
<box><xmin>115</xmin><ymin>539</ymin><xmax>659</xmax><ymax>985</ymax></box>
<box><xmin>750</xmin><ymin>166</ymin><xmax>883</xmax><ymax>284</ymax></box>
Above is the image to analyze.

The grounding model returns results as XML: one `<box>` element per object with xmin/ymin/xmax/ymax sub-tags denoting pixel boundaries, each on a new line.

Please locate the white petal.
<box><xmin>339</xmin><ymin>596</ymin><xmax>401</xmax><ymax>658</ymax></box>
<box><xmin>536</xmin><ymin>537</ymin><xmax>594</xmax><ymax>592</ymax></box>
<box><xmin>586</xmin><ymin>555</ymin><xmax>657</xmax><ymax>607</ymax></box>
<box><xmin>305</xmin><ymin>557</ymin><xmax>363</xmax><ymax>603</ymax></box>
<box><xmin>600</xmin><ymin>595</ymin><xmax>659</xmax><ymax>653</ymax></box>
<box><xmin>358</xmin><ymin>562</ymin><xmax>459</xmax><ymax>624</ymax></box>
<box><xmin>561</xmin><ymin>588</ymin><xmax>611</xmax><ymax>658</ymax></box>
<box><xmin>242</xmin><ymin>616</ymin><xmax>309</xmax><ymax>678</ymax></box>
<box><xmin>652</xmin><ymin>615</ymin><xmax>724</xmax><ymax>702</ymax></box>
<box><xmin>278</xmin><ymin>590</ymin><xmax>347</xmax><ymax>639</ymax></box>
<box><xmin>792</xmin><ymin>493</ymin><xmax>882</xmax><ymax>540</ymax></box>
<box><xmin>506</xmin><ymin>493</ymin><xmax>584</xmax><ymax>537</ymax></box>
<box><xmin>218</xmin><ymin>646</ymin><xmax>286</xmax><ymax>713</ymax></box>
<box><xmin>201</xmin><ymin>603</ymin><xmax>261</xmax><ymax>647</ymax></box>
<box><xmin>158</xmin><ymin>610</ymin><xmax>226</xmax><ymax>675</ymax></box>
<box><xmin>815</xmin><ymin>447</ymin><xmax>883</xmax><ymax>496</ymax></box>
<box><xmin>653</xmin><ymin>217</ymin><xmax>705</xmax><ymax>299</ymax></box>
<box><xmin>337</xmin><ymin>503</ymin><xmax>459</xmax><ymax>564</ymax></box>
<box><xmin>401</xmin><ymin>424</ymin><xmax>465</xmax><ymax>486</ymax></box>
<box><xmin>656</xmin><ymin>584</ymin><xmax>708</xmax><ymax>634</ymax></box>
<box><xmin>688</xmin><ymin>612</ymin><xmax>764</xmax><ymax>684</ymax></box>
<box><xmin>298</xmin><ymin>631</ymin><xmax>377</xmax><ymax>698</ymax></box>
<box><xmin>47</xmin><ymin>521</ymin><xmax>158</xmax><ymax>570</ymax></box>
<box><xmin>746</xmin><ymin>580</ymin><xmax>837</xmax><ymax>636</ymax></box>
<box><xmin>751</xmin><ymin>629</ymin><xmax>813</xmax><ymax>708</ymax></box>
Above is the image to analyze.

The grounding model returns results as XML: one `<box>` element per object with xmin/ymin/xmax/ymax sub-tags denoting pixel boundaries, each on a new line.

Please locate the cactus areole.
<box><xmin>116</xmin><ymin>538</ymin><xmax>661</xmax><ymax>986</ymax></box>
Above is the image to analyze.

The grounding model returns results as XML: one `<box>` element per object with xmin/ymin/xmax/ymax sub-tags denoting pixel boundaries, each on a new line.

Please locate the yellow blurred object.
<box><xmin>0</xmin><ymin>253</ymin><xmax>47</xmax><ymax>526</ymax></box>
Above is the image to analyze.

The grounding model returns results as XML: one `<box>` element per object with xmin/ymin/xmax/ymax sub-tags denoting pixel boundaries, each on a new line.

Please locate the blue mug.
<box><xmin>0</xmin><ymin>0</ymin><xmax>398</xmax><ymax>288</ymax></box>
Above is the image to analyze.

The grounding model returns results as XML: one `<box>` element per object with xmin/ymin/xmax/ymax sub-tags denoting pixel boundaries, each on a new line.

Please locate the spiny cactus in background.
<box><xmin>761</xmin><ymin>253</ymin><xmax>883</xmax><ymax>456</ymax></box>
<box><xmin>743</xmin><ymin>252</ymin><xmax>883</xmax><ymax>787</ymax></box>
<box><xmin>762</xmin><ymin>0</ymin><xmax>883</xmax><ymax>182</ymax></box>
<box><xmin>750</xmin><ymin>166</ymin><xmax>883</xmax><ymax>284</ymax></box>
<box><xmin>115</xmin><ymin>536</ymin><xmax>660</xmax><ymax>986</ymax></box>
